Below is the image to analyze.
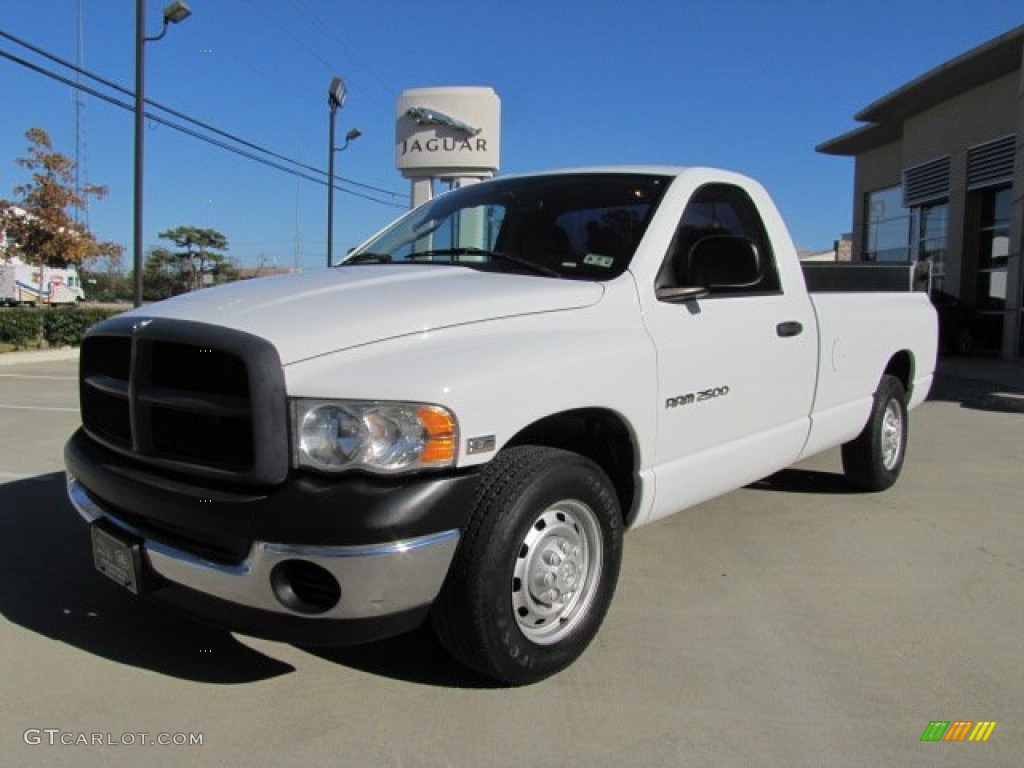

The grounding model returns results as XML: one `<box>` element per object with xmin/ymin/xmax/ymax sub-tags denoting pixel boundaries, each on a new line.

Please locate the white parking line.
<box><xmin>0</xmin><ymin>404</ymin><xmax>79</xmax><ymax>412</ymax></box>
<box><xmin>0</xmin><ymin>374</ymin><xmax>77</xmax><ymax>380</ymax></box>
<box><xmin>0</xmin><ymin>471</ymin><xmax>48</xmax><ymax>482</ymax></box>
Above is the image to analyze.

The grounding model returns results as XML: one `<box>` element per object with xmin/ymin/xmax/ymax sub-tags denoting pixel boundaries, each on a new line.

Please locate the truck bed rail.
<box><xmin>801</xmin><ymin>262</ymin><xmax>930</xmax><ymax>293</ymax></box>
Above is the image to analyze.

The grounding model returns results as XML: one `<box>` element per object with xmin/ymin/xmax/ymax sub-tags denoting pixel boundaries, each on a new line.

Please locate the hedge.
<box><xmin>0</xmin><ymin>307</ymin><xmax>123</xmax><ymax>350</ymax></box>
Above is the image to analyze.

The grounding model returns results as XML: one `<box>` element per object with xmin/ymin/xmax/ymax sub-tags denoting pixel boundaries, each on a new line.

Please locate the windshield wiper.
<box><xmin>341</xmin><ymin>252</ymin><xmax>392</xmax><ymax>265</ymax></box>
<box><xmin>406</xmin><ymin>248</ymin><xmax>560</xmax><ymax>278</ymax></box>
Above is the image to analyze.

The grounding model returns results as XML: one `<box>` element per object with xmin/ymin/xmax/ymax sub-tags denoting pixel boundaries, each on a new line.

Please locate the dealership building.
<box><xmin>818</xmin><ymin>26</ymin><xmax>1024</xmax><ymax>360</ymax></box>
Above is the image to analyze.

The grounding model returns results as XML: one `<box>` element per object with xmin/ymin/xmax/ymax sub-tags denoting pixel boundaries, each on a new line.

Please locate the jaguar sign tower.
<box><xmin>396</xmin><ymin>87</ymin><xmax>501</xmax><ymax>208</ymax></box>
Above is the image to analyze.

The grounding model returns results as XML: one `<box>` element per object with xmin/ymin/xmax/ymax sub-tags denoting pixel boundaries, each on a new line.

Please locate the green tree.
<box><xmin>81</xmin><ymin>242</ymin><xmax>131</xmax><ymax>302</ymax></box>
<box><xmin>157</xmin><ymin>225</ymin><xmax>237</xmax><ymax>292</ymax></box>
<box><xmin>143</xmin><ymin>246</ymin><xmax>185</xmax><ymax>301</ymax></box>
<box><xmin>0</xmin><ymin>127</ymin><xmax>120</xmax><ymax>270</ymax></box>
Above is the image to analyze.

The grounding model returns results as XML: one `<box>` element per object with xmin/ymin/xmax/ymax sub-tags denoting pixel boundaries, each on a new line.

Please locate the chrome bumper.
<box><xmin>67</xmin><ymin>475</ymin><xmax>459</xmax><ymax>621</ymax></box>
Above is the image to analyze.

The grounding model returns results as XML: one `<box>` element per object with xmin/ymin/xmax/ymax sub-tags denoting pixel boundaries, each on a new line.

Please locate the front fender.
<box><xmin>282</xmin><ymin>279</ymin><xmax>658</xmax><ymax>472</ymax></box>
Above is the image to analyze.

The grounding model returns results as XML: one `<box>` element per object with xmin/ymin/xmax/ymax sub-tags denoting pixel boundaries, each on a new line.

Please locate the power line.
<box><xmin>0</xmin><ymin>28</ymin><xmax>404</xmax><ymax>200</ymax></box>
<box><xmin>239</xmin><ymin>0</ymin><xmax>337</xmax><ymax>74</ymax></box>
<box><xmin>289</xmin><ymin>0</ymin><xmax>396</xmax><ymax>94</ymax></box>
<box><xmin>0</xmin><ymin>46</ymin><xmax>403</xmax><ymax>208</ymax></box>
<box><xmin>240</xmin><ymin>0</ymin><xmax>395</xmax><ymax>110</ymax></box>
<box><xmin>217</xmin><ymin>44</ymin><xmax>320</xmax><ymax>111</ymax></box>
<box><xmin>0</xmin><ymin>29</ymin><xmax>407</xmax><ymax>205</ymax></box>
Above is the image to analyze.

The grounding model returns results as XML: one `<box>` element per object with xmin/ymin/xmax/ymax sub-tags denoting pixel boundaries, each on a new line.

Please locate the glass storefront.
<box><xmin>976</xmin><ymin>187</ymin><xmax>1011</xmax><ymax>310</ymax></box>
<box><xmin>864</xmin><ymin>186</ymin><xmax>912</xmax><ymax>262</ymax></box>
<box><xmin>863</xmin><ymin>187</ymin><xmax>950</xmax><ymax>292</ymax></box>
<box><xmin>917</xmin><ymin>202</ymin><xmax>949</xmax><ymax>292</ymax></box>
<box><xmin>974</xmin><ymin>187</ymin><xmax>1012</xmax><ymax>353</ymax></box>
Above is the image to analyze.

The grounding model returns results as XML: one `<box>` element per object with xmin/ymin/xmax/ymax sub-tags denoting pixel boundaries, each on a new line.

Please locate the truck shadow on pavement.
<box><xmin>0</xmin><ymin>473</ymin><xmax>294</xmax><ymax>684</ymax></box>
<box><xmin>303</xmin><ymin>628</ymin><xmax>499</xmax><ymax>689</ymax></box>
<box><xmin>0</xmin><ymin>473</ymin><xmax>497</xmax><ymax>689</ymax></box>
<box><xmin>747</xmin><ymin>468</ymin><xmax>853</xmax><ymax>495</ymax></box>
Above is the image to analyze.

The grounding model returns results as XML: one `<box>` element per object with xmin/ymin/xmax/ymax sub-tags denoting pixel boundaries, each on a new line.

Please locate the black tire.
<box><xmin>841</xmin><ymin>375</ymin><xmax>908</xmax><ymax>492</ymax></box>
<box><xmin>431</xmin><ymin>446</ymin><xmax>623</xmax><ymax>685</ymax></box>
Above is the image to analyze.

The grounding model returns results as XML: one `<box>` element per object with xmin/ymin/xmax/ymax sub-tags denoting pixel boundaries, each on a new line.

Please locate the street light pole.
<box><xmin>327</xmin><ymin>93</ymin><xmax>338</xmax><ymax>268</ymax></box>
<box><xmin>132</xmin><ymin>0</ymin><xmax>191</xmax><ymax>308</ymax></box>
<box><xmin>326</xmin><ymin>77</ymin><xmax>360</xmax><ymax>268</ymax></box>
<box><xmin>133</xmin><ymin>0</ymin><xmax>146</xmax><ymax>307</ymax></box>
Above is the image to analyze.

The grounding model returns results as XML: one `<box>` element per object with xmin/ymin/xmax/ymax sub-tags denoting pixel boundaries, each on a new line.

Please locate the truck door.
<box><xmin>642</xmin><ymin>182</ymin><xmax>817</xmax><ymax>522</ymax></box>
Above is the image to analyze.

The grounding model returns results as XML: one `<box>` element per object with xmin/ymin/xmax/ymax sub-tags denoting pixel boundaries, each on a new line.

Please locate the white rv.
<box><xmin>0</xmin><ymin>258</ymin><xmax>86</xmax><ymax>305</ymax></box>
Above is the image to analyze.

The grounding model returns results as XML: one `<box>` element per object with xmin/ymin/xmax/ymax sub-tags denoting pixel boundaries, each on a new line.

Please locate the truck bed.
<box><xmin>801</xmin><ymin>262</ymin><xmax>930</xmax><ymax>293</ymax></box>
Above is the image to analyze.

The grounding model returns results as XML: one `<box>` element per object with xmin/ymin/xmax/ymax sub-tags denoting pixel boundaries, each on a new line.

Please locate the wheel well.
<box><xmin>884</xmin><ymin>351</ymin><xmax>914</xmax><ymax>392</ymax></box>
<box><xmin>505</xmin><ymin>409</ymin><xmax>638</xmax><ymax>526</ymax></box>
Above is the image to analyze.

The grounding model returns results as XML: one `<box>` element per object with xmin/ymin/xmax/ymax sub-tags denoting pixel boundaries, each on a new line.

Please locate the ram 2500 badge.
<box><xmin>65</xmin><ymin>167</ymin><xmax>937</xmax><ymax>684</ymax></box>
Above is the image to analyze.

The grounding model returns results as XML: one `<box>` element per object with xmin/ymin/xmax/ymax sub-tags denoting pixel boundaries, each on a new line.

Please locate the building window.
<box><xmin>976</xmin><ymin>186</ymin><xmax>1010</xmax><ymax>311</ymax></box>
<box><xmin>864</xmin><ymin>186</ymin><xmax>911</xmax><ymax>262</ymax></box>
<box><xmin>915</xmin><ymin>202</ymin><xmax>949</xmax><ymax>291</ymax></box>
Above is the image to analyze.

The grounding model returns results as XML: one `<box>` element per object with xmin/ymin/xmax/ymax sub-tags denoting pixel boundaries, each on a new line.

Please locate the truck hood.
<box><xmin>133</xmin><ymin>266</ymin><xmax>604</xmax><ymax>364</ymax></box>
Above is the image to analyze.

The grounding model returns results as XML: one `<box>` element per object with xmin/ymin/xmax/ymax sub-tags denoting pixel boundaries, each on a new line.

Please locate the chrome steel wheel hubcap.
<box><xmin>881</xmin><ymin>400</ymin><xmax>903</xmax><ymax>470</ymax></box>
<box><xmin>512</xmin><ymin>499</ymin><xmax>603</xmax><ymax>645</ymax></box>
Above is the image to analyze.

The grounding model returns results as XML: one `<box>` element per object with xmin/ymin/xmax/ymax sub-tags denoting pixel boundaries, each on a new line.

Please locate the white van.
<box><xmin>0</xmin><ymin>258</ymin><xmax>86</xmax><ymax>305</ymax></box>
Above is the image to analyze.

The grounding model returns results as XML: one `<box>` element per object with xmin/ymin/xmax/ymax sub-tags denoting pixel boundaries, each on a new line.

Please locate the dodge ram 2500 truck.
<box><xmin>65</xmin><ymin>167</ymin><xmax>937</xmax><ymax>684</ymax></box>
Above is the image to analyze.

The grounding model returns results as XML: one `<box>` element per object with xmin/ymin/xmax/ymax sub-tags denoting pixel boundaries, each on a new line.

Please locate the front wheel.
<box><xmin>841</xmin><ymin>375</ymin><xmax>908</xmax><ymax>492</ymax></box>
<box><xmin>431</xmin><ymin>446</ymin><xmax>623</xmax><ymax>685</ymax></box>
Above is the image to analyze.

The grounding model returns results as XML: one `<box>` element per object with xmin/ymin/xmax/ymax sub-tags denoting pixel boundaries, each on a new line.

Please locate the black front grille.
<box><xmin>83</xmin><ymin>335</ymin><xmax>132</xmax><ymax>381</ymax></box>
<box><xmin>80</xmin><ymin>336</ymin><xmax>132</xmax><ymax>448</ymax></box>
<box><xmin>81</xmin><ymin>385</ymin><xmax>132</xmax><ymax>447</ymax></box>
<box><xmin>150</xmin><ymin>341</ymin><xmax>250</xmax><ymax>396</ymax></box>
<box><xmin>150</xmin><ymin>406</ymin><xmax>254</xmax><ymax>469</ymax></box>
<box><xmin>79</xmin><ymin>317</ymin><xmax>288</xmax><ymax>486</ymax></box>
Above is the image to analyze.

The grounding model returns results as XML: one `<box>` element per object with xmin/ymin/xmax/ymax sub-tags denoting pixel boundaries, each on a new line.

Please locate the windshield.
<box><xmin>342</xmin><ymin>173</ymin><xmax>671</xmax><ymax>280</ymax></box>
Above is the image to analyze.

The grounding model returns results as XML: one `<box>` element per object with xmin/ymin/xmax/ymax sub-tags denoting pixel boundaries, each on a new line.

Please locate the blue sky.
<box><xmin>1</xmin><ymin>1</ymin><xmax>1021</xmax><ymax>270</ymax></box>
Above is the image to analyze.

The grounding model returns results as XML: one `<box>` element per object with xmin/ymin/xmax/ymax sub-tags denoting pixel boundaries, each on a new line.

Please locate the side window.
<box><xmin>656</xmin><ymin>183</ymin><xmax>781</xmax><ymax>295</ymax></box>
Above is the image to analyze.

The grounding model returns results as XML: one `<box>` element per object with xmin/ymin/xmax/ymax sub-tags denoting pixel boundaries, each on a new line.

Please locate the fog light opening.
<box><xmin>270</xmin><ymin>560</ymin><xmax>341</xmax><ymax>615</ymax></box>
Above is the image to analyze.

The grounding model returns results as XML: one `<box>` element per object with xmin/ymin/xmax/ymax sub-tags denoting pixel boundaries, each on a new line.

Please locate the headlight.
<box><xmin>291</xmin><ymin>399</ymin><xmax>457</xmax><ymax>474</ymax></box>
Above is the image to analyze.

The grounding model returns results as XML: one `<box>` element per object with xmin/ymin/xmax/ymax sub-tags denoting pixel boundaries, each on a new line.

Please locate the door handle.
<box><xmin>776</xmin><ymin>321</ymin><xmax>803</xmax><ymax>338</ymax></box>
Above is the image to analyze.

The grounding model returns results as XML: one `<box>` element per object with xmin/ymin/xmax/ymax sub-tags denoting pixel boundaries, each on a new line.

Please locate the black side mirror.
<box><xmin>687</xmin><ymin>235</ymin><xmax>762</xmax><ymax>290</ymax></box>
<box><xmin>655</xmin><ymin>234</ymin><xmax>763</xmax><ymax>303</ymax></box>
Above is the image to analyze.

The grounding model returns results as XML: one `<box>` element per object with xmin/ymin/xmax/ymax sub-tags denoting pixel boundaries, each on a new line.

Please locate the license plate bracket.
<box><xmin>91</xmin><ymin>522</ymin><xmax>148</xmax><ymax>595</ymax></box>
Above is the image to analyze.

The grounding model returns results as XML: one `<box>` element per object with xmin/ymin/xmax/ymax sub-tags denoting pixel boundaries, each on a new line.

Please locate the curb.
<box><xmin>0</xmin><ymin>347</ymin><xmax>80</xmax><ymax>366</ymax></box>
<box><xmin>981</xmin><ymin>390</ymin><xmax>1024</xmax><ymax>414</ymax></box>
<box><xmin>931</xmin><ymin>370</ymin><xmax>1024</xmax><ymax>413</ymax></box>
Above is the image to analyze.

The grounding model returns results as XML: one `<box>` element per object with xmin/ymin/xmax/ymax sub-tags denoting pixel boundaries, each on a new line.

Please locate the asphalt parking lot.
<box><xmin>1</xmin><ymin>352</ymin><xmax>1022</xmax><ymax>767</ymax></box>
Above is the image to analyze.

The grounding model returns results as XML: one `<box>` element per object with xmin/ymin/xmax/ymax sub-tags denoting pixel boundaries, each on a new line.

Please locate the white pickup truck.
<box><xmin>65</xmin><ymin>167</ymin><xmax>937</xmax><ymax>684</ymax></box>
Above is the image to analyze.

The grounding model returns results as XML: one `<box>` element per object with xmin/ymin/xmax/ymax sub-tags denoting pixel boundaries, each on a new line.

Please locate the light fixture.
<box><xmin>163</xmin><ymin>1</ymin><xmax>192</xmax><ymax>24</ymax></box>
<box><xmin>329</xmin><ymin>77</ymin><xmax>348</xmax><ymax>110</ymax></box>
<box><xmin>341</xmin><ymin>127</ymin><xmax>362</xmax><ymax>150</ymax></box>
<box><xmin>145</xmin><ymin>1</ymin><xmax>192</xmax><ymax>42</ymax></box>
<box><xmin>326</xmin><ymin>77</ymin><xmax>359</xmax><ymax>267</ymax></box>
<box><xmin>134</xmin><ymin>0</ymin><xmax>192</xmax><ymax>307</ymax></box>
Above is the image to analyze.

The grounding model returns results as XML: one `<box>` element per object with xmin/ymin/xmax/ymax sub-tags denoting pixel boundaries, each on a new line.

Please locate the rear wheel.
<box><xmin>841</xmin><ymin>375</ymin><xmax>908</xmax><ymax>492</ymax></box>
<box><xmin>431</xmin><ymin>446</ymin><xmax>623</xmax><ymax>685</ymax></box>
